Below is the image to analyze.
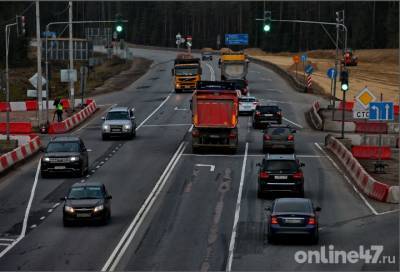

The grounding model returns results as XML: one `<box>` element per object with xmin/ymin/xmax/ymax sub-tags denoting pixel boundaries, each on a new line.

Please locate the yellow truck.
<box><xmin>172</xmin><ymin>54</ymin><xmax>202</xmax><ymax>93</ymax></box>
<box><xmin>219</xmin><ymin>52</ymin><xmax>249</xmax><ymax>81</ymax></box>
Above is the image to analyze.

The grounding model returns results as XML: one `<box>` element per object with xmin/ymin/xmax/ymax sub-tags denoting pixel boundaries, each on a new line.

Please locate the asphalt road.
<box><xmin>0</xmin><ymin>48</ymin><xmax>398</xmax><ymax>271</ymax></box>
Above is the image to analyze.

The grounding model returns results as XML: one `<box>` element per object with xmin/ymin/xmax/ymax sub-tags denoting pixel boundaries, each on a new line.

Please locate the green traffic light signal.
<box><xmin>341</xmin><ymin>82</ymin><xmax>349</xmax><ymax>91</ymax></box>
<box><xmin>263</xmin><ymin>24</ymin><xmax>271</xmax><ymax>32</ymax></box>
<box><xmin>116</xmin><ymin>25</ymin><xmax>123</xmax><ymax>32</ymax></box>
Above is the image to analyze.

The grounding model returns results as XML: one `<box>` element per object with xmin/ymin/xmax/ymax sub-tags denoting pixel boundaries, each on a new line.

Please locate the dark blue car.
<box><xmin>267</xmin><ymin>198</ymin><xmax>321</xmax><ymax>244</ymax></box>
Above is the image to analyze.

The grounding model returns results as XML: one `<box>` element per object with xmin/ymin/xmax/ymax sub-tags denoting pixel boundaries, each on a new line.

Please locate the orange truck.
<box><xmin>191</xmin><ymin>81</ymin><xmax>240</xmax><ymax>153</ymax></box>
<box><xmin>219</xmin><ymin>52</ymin><xmax>249</xmax><ymax>80</ymax></box>
<box><xmin>172</xmin><ymin>54</ymin><xmax>202</xmax><ymax>93</ymax></box>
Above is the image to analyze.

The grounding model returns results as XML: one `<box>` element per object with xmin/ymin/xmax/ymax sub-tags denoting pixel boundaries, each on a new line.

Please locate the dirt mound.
<box><xmin>307</xmin><ymin>50</ymin><xmax>336</xmax><ymax>59</ymax></box>
<box><xmin>356</xmin><ymin>49</ymin><xmax>398</xmax><ymax>64</ymax></box>
<box><xmin>201</xmin><ymin>47</ymin><xmax>214</xmax><ymax>52</ymax></box>
<box><xmin>244</xmin><ymin>48</ymin><xmax>267</xmax><ymax>56</ymax></box>
<box><xmin>219</xmin><ymin>47</ymin><xmax>232</xmax><ymax>53</ymax></box>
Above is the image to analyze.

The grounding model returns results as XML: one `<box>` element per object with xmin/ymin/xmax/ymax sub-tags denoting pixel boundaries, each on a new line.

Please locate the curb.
<box><xmin>308</xmin><ymin>101</ymin><xmax>323</xmax><ymax>130</ymax></box>
<box><xmin>0</xmin><ymin>136</ymin><xmax>41</xmax><ymax>173</ymax></box>
<box><xmin>48</xmin><ymin>100</ymin><xmax>97</xmax><ymax>134</ymax></box>
<box><xmin>325</xmin><ymin>134</ymin><xmax>399</xmax><ymax>203</ymax></box>
<box><xmin>0</xmin><ymin>99</ymin><xmax>85</xmax><ymax>112</ymax></box>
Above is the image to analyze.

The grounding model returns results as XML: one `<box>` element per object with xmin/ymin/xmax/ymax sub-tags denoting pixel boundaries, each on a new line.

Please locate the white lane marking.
<box><xmin>188</xmin><ymin>124</ymin><xmax>194</xmax><ymax>133</ymax></box>
<box><xmin>0</xmin><ymin>161</ymin><xmax>41</xmax><ymax>259</ymax></box>
<box><xmin>174</xmin><ymin>106</ymin><xmax>189</xmax><ymax>111</ymax></box>
<box><xmin>314</xmin><ymin>143</ymin><xmax>378</xmax><ymax>216</ymax></box>
<box><xmin>181</xmin><ymin>154</ymin><xmax>324</xmax><ymax>158</ymax></box>
<box><xmin>283</xmin><ymin>117</ymin><xmax>303</xmax><ymax>129</ymax></box>
<box><xmin>195</xmin><ymin>164</ymin><xmax>215</xmax><ymax>172</ymax></box>
<box><xmin>226</xmin><ymin>142</ymin><xmax>248</xmax><ymax>272</ymax></box>
<box><xmin>40</xmin><ymin>216</ymin><xmax>45</xmax><ymax>220</ymax></box>
<box><xmin>102</xmin><ymin>141</ymin><xmax>187</xmax><ymax>271</ymax></box>
<box><xmin>205</xmin><ymin>62</ymin><xmax>215</xmax><ymax>81</ymax></box>
<box><xmin>0</xmin><ymin>239</ymin><xmax>14</xmax><ymax>242</ymax></box>
<box><xmin>262</xmin><ymin>77</ymin><xmax>272</xmax><ymax>81</ymax></box>
<box><xmin>0</xmin><ymin>244</ymin><xmax>10</xmax><ymax>246</ymax></box>
<box><xmin>376</xmin><ymin>209</ymin><xmax>400</xmax><ymax>216</ymax></box>
<box><xmin>136</xmin><ymin>93</ymin><xmax>172</xmax><ymax>130</ymax></box>
<box><xmin>52</xmin><ymin>202</ymin><xmax>60</xmax><ymax>209</ymax></box>
<box><xmin>48</xmin><ymin>209</ymin><xmax>53</xmax><ymax>213</ymax></box>
<box><xmin>141</xmin><ymin>124</ymin><xmax>191</xmax><ymax>127</ymax></box>
<box><xmin>73</xmin><ymin>104</ymin><xmax>117</xmax><ymax>134</ymax></box>
<box><xmin>30</xmin><ymin>224</ymin><xmax>37</xmax><ymax>229</ymax></box>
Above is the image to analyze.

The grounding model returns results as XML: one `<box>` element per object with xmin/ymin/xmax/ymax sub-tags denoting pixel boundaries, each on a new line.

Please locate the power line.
<box><xmin>0</xmin><ymin>2</ymin><xmax>34</xmax><ymax>28</ymax></box>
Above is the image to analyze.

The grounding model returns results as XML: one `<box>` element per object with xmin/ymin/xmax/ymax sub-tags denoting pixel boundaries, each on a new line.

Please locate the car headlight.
<box><xmin>43</xmin><ymin>157</ymin><xmax>50</xmax><ymax>162</ymax></box>
<box><xmin>70</xmin><ymin>156</ymin><xmax>79</xmax><ymax>162</ymax></box>
<box><xmin>123</xmin><ymin>124</ymin><xmax>131</xmax><ymax>130</ymax></box>
<box><xmin>176</xmin><ymin>83</ymin><xmax>181</xmax><ymax>87</ymax></box>
<box><xmin>102</xmin><ymin>124</ymin><xmax>109</xmax><ymax>130</ymax></box>
<box><xmin>64</xmin><ymin>206</ymin><xmax>74</xmax><ymax>213</ymax></box>
<box><xmin>94</xmin><ymin>204</ymin><xmax>104</xmax><ymax>212</ymax></box>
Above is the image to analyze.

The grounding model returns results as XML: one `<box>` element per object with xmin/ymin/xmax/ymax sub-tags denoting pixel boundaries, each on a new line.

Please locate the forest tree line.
<box><xmin>0</xmin><ymin>1</ymin><xmax>398</xmax><ymax>68</ymax></box>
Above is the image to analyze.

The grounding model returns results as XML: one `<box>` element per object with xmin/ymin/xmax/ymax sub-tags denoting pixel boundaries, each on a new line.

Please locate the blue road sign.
<box><xmin>305</xmin><ymin>64</ymin><xmax>314</xmax><ymax>74</ymax></box>
<box><xmin>369</xmin><ymin>102</ymin><xmax>394</xmax><ymax>121</ymax></box>
<box><xmin>225</xmin><ymin>34</ymin><xmax>249</xmax><ymax>45</ymax></box>
<box><xmin>301</xmin><ymin>54</ymin><xmax>307</xmax><ymax>62</ymax></box>
<box><xmin>326</xmin><ymin>68</ymin><xmax>337</xmax><ymax>79</ymax></box>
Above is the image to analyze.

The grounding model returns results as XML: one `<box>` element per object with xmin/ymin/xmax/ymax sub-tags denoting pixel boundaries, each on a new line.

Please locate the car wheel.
<box><xmin>78</xmin><ymin>165</ymin><xmax>85</xmax><ymax>177</ymax></box>
<box><xmin>257</xmin><ymin>188</ymin><xmax>263</xmax><ymax>198</ymax></box>
<box><xmin>102</xmin><ymin>134</ymin><xmax>108</xmax><ymax>141</ymax></box>
<box><xmin>262</xmin><ymin>147</ymin><xmax>268</xmax><ymax>153</ymax></box>
<box><xmin>252</xmin><ymin>122</ymin><xmax>256</xmax><ymax>129</ymax></box>
<box><xmin>40</xmin><ymin>170</ymin><xmax>48</xmax><ymax>179</ymax></box>
<box><xmin>63</xmin><ymin>219</ymin><xmax>71</xmax><ymax>227</ymax></box>
<box><xmin>175</xmin><ymin>89</ymin><xmax>182</xmax><ymax>93</ymax></box>
<box><xmin>267</xmin><ymin>233</ymin><xmax>276</xmax><ymax>244</ymax></box>
<box><xmin>311</xmin><ymin>232</ymin><xmax>319</xmax><ymax>244</ymax></box>
<box><xmin>192</xmin><ymin>146</ymin><xmax>199</xmax><ymax>154</ymax></box>
<box><xmin>299</xmin><ymin>187</ymin><xmax>305</xmax><ymax>198</ymax></box>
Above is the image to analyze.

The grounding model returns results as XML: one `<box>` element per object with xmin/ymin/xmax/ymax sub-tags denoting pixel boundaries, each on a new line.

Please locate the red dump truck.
<box><xmin>191</xmin><ymin>81</ymin><xmax>240</xmax><ymax>153</ymax></box>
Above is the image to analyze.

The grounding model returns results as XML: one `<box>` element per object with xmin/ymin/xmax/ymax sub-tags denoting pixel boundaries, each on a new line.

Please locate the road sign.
<box><xmin>186</xmin><ymin>35</ymin><xmax>192</xmax><ymax>41</ymax></box>
<box><xmin>292</xmin><ymin>55</ymin><xmax>300</xmax><ymax>64</ymax></box>
<box><xmin>29</xmin><ymin>73</ymin><xmax>47</xmax><ymax>89</ymax></box>
<box><xmin>326</xmin><ymin>68</ymin><xmax>337</xmax><ymax>79</ymax></box>
<box><xmin>176</xmin><ymin>33</ymin><xmax>181</xmax><ymax>40</ymax></box>
<box><xmin>60</xmin><ymin>69</ymin><xmax>77</xmax><ymax>83</ymax></box>
<box><xmin>27</xmin><ymin>89</ymin><xmax>47</xmax><ymax>98</ymax></box>
<box><xmin>301</xmin><ymin>54</ymin><xmax>307</xmax><ymax>62</ymax></box>
<box><xmin>353</xmin><ymin>110</ymin><xmax>369</xmax><ymax>119</ymax></box>
<box><xmin>355</xmin><ymin>87</ymin><xmax>376</xmax><ymax>109</ymax></box>
<box><xmin>369</xmin><ymin>102</ymin><xmax>394</xmax><ymax>121</ymax></box>
<box><xmin>187</xmin><ymin>41</ymin><xmax>192</xmax><ymax>47</ymax></box>
<box><xmin>305</xmin><ymin>64</ymin><xmax>314</xmax><ymax>74</ymax></box>
<box><xmin>224</xmin><ymin>34</ymin><xmax>249</xmax><ymax>45</ymax></box>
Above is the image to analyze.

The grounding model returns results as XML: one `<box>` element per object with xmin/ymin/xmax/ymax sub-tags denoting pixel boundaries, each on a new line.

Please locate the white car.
<box><xmin>239</xmin><ymin>96</ymin><xmax>258</xmax><ymax>114</ymax></box>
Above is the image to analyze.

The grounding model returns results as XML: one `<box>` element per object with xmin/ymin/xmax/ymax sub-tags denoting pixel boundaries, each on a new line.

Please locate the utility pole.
<box><xmin>332</xmin><ymin>11</ymin><xmax>340</xmax><ymax>120</ymax></box>
<box><xmin>36</xmin><ymin>0</ymin><xmax>43</xmax><ymax>129</ymax></box>
<box><xmin>69</xmin><ymin>1</ymin><xmax>75</xmax><ymax>112</ymax></box>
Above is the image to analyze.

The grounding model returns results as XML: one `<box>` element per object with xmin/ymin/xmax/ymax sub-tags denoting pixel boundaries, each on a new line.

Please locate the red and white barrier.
<box><xmin>48</xmin><ymin>100</ymin><xmax>97</xmax><ymax>134</ymax></box>
<box><xmin>326</xmin><ymin>135</ymin><xmax>398</xmax><ymax>203</ymax></box>
<box><xmin>0</xmin><ymin>99</ymin><xmax>85</xmax><ymax>112</ymax></box>
<box><xmin>0</xmin><ymin>136</ymin><xmax>41</xmax><ymax>173</ymax></box>
<box><xmin>0</xmin><ymin>134</ymin><xmax>37</xmax><ymax>146</ymax></box>
<box><xmin>309</xmin><ymin>100</ymin><xmax>323</xmax><ymax>130</ymax></box>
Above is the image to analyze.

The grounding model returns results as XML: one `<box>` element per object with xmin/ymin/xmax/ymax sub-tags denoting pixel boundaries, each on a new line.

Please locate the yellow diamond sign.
<box><xmin>355</xmin><ymin>88</ymin><xmax>376</xmax><ymax>109</ymax></box>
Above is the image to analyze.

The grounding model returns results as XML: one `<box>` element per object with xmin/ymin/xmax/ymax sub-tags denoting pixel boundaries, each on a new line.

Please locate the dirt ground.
<box><xmin>358</xmin><ymin>149</ymin><xmax>399</xmax><ymax>186</ymax></box>
<box><xmin>245</xmin><ymin>48</ymin><xmax>399</xmax><ymax>102</ymax></box>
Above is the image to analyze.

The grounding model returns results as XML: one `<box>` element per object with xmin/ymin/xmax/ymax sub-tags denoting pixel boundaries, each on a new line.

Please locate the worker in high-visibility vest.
<box><xmin>55</xmin><ymin>100</ymin><xmax>64</xmax><ymax>122</ymax></box>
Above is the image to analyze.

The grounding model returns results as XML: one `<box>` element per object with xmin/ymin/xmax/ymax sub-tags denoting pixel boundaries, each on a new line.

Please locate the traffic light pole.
<box><xmin>4</xmin><ymin>22</ymin><xmax>17</xmax><ymax>142</ymax></box>
<box><xmin>44</xmin><ymin>19</ymin><xmax>128</xmax><ymax>123</ymax></box>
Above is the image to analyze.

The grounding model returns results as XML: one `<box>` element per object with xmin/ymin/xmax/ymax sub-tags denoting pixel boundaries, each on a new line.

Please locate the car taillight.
<box><xmin>287</xmin><ymin>135</ymin><xmax>294</xmax><ymax>141</ymax></box>
<box><xmin>255</xmin><ymin>111</ymin><xmax>261</xmax><ymax>116</ymax></box>
<box><xmin>308</xmin><ymin>217</ymin><xmax>316</xmax><ymax>225</ymax></box>
<box><xmin>271</xmin><ymin>216</ymin><xmax>278</xmax><ymax>224</ymax></box>
<box><xmin>192</xmin><ymin>130</ymin><xmax>199</xmax><ymax>137</ymax></box>
<box><xmin>253</xmin><ymin>101</ymin><xmax>258</xmax><ymax>105</ymax></box>
<box><xmin>229</xmin><ymin>131</ymin><xmax>237</xmax><ymax>139</ymax></box>
<box><xmin>259</xmin><ymin>171</ymin><xmax>269</xmax><ymax>179</ymax></box>
<box><xmin>276</xmin><ymin>111</ymin><xmax>282</xmax><ymax>116</ymax></box>
<box><xmin>264</xmin><ymin>134</ymin><xmax>271</xmax><ymax>140</ymax></box>
<box><xmin>293</xmin><ymin>171</ymin><xmax>303</xmax><ymax>179</ymax></box>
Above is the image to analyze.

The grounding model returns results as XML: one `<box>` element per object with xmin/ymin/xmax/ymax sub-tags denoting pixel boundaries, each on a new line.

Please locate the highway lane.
<box><xmin>0</xmin><ymin>48</ymin><xmax>208</xmax><ymax>269</ymax></box>
<box><xmin>117</xmin><ymin>57</ymin><xmax>398</xmax><ymax>271</ymax></box>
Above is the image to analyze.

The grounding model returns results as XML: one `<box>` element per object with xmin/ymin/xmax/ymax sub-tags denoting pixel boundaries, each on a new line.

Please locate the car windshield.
<box><xmin>263</xmin><ymin>160</ymin><xmax>298</xmax><ymax>172</ymax></box>
<box><xmin>68</xmin><ymin>186</ymin><xmax>104</xmax><ymax>199</ymax></box>
<box><xmin>107</xmin><ymin>111</ymin><xmax>129</xmax><ymax>120</ymax></box>
<box><xmin>175</xmin><ymin>68</ymin><xmax>198</xmax><ymax>76</ymax></box>
<box><xmin>46</xmin><ymin>142</ymin><xmax>80</xmax><ymax>153</ymax></box>
<box><xmin>257</xmin><ymin>106</ymin><xmax>280</xmax><ymax>113</ymax></box>
<box><xmin>240</xmin><ymin>97</ymin><xmax>256</xmax><ymax>103</ymax></box>
<box><xmin>274</xmin><ymin>201</ymin><xmax>312</xmax><ymax>213</ymax></box>
<box><xmin>266</xmin><ymin>127</ymin><xmax>290</xmax><ymax>136</ymax></box>
<box><xmin>232</xmin><ymin>81</ymin><xmax>246</xmax><ymax>88</ymax></box>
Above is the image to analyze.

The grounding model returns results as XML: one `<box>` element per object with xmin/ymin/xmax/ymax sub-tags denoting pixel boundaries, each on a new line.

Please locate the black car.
<box><xmin>257</xmin><ymin>154</ymin><xmax>305</xmax><ymax>197</ymax></box>
<box><xmin>253</xmin><ymin>104</ymin><xmax>282</xmax><ymax>129</ymax></box>
<box><xmin>201</xmin><ymin>52</ymin><xmax>213</xmax><ymax>61</ymax></box>
<box><xmin>267</xmin><ymin>198</ymin><xmax>321</xmax><ymax>244</ymax></box>
<box><xmin>263</xmin><ymin>125</ymin><xmax>296</xmax><ymax>153</ymax></box>
<box><xmin>62</xmin><ymin>182</ymin><xmax>112</xmax><ymax>226</ymax></box>
<box><xmin>226</xmin><ymin>79</ymin><xmax>249</xmax><ymax>96</ymax></box>
<box><xmin>41</xmin><ymin>136</ymin><xmax>89</xmax><ymax>178</ymax></box>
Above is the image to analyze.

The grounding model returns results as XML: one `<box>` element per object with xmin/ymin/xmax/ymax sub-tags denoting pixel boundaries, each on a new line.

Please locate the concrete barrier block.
<box><xmin>323</xmin><ymin>119</ymin><xmax>355</xmax><ymax>132</ymax></box>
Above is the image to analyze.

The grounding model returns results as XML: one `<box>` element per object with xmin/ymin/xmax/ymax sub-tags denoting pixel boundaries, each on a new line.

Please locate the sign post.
<box><xmin>292</xmin><ymin>55</ymin><xmax>300</xmax><ymax>79</ymax></box>
<box><xmin>175</xmin><ymin>32</ymin><xmax>182</xmax><ymax>49</ymax></box>
<box><xmin>326</xmin><ymin>67</ymin><xmax>337</xmax><ymax>108</ymax></box>
<box><xmin>186</xmin><ymin>35</ymin><xmax>192</xmax><ymax>54</ymax></box>
<box><xmin>304</xmin><ymin>64</ymin><xmax>314</xmax><ymax>92</ymax></box>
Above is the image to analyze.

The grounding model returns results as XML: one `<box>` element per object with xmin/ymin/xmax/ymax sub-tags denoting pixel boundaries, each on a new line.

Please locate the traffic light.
<box><xmin>114</xmin><ymin>14</ymin><xmax>124</xmax><ymax>40</ymax></box>
<box><xmin>340</xmin><ymin>70</ymin><xmax>349</xmax><ymax>91</ymax></box>
<box><xmin>263</xmin><ymin>11</ymin><xmax>271</xmax><ymax>32</ymax></box>
<box><xmin>17</xmin><ymin>15</ymin><xmax>26</xmax><ymax>37</ymax></box>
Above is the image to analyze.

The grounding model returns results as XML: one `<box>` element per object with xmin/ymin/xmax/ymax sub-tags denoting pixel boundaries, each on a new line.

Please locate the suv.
<box><xmin>41</xmin><ymin>136</ymin><xmax>89</xmax><ymax>178</ymax></box>
<box><xmin>102</xmin><ymin>106</ymin><xmax>136</xmax><ymax>140</ymax></box>
<box><xmin>263</xmin><ymin>124</ymin><xmax>296</xmax><ymax>153</ymax></box>
<box><xmin>257</xmin><ymin>154</ymin><xmax>305</xmax><ymax>197</ymax></box>
<box><xmin>201</xmin><ymin>52</ymin><xmax>213</xmax><ymax>61</ymax></box>
<box><xmin>252</xmin><ymin>104</ymin><xmax>282</xmax><ymax>129</ymax></box>
<box><xmin>226</xmin><ymin>79</ymin><xmax>249</xmax><ymax>96</ymax></box>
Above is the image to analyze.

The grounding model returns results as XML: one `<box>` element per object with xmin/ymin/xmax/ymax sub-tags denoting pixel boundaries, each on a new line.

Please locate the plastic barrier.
<box><xmin>25</xmin><ymin>100</ymin><xmax>38</xmax><ymax>111</ymax></box>
<box><xmin>48</xmin><ymin>100</ymin><xmax>97</xmax><ymax>134</ymax></box>
<box><xmin>0</xmin><ymin>136</ymin><xmax>41</xmax><ymax>173</ymax></box>
<box><xmin>338</xmin><ymin>101</ymin><xmax>354</xmax><ymax>111</ymax></box>
<box><xmin>355</xmin><ymin>121</ymin><xmax>387</xmax><ymax>134</ymax></box>
<box><xmin>0</xmin><ymin>122</ymin><xmax>33</xmax><ymax>134</ymax></box>
<box><xmin>0</xmin><ymin>102</ymin><xmax>8</xmax><ymax>112</ymax></box>
<box><xmin>395</xmin><ymin>105</ymin><xmax>399</xmax><ymax>115</ymax></box>
<box><xmin>351</xmin><ymin>145</ymin><xmax>392</xmax><ymax>160</ymax></box>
